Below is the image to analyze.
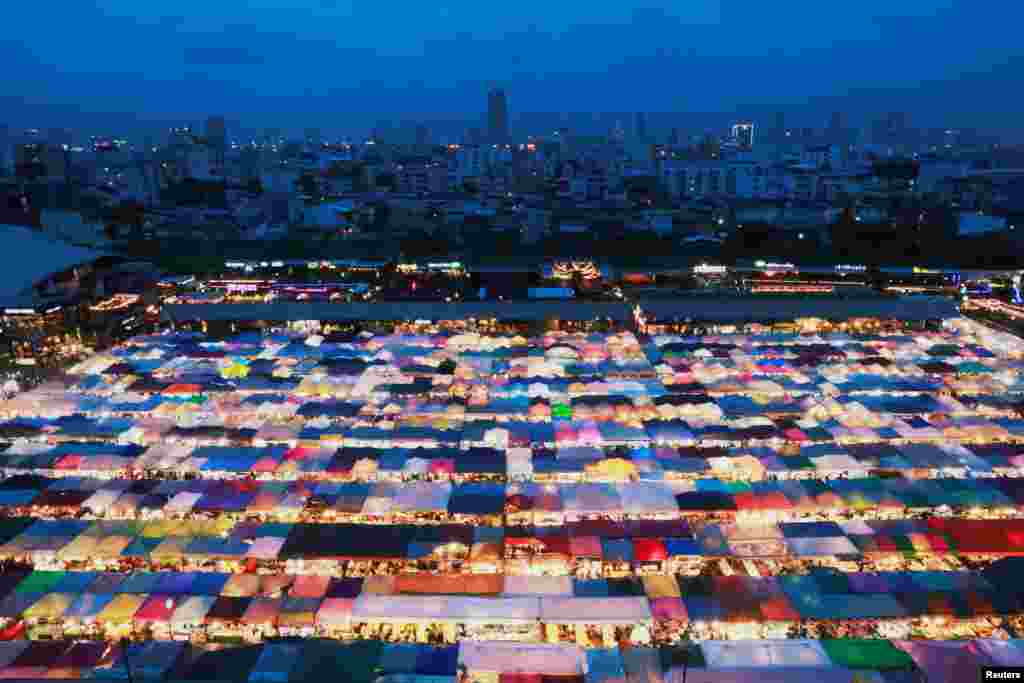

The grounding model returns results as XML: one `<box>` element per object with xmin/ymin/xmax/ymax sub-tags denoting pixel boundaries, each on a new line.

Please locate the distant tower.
<box><xmin>885</xmin><ymin>112</ymin><xmax>907</xmax><ymax>145</ymax></box>
<box><xmin>634</xmin><ymin>112</ymin><xmax>648</xmax><ymax>141</ymax></box>
<box><xmin>205</xmin><ymin>116</ymin><xmax>227</xmax><ymax>172</ymax></box>
<box><xmin>415</xmin><ymin>124</ymin><xmax>429</xmax><ymax>147</ymax></box>
<box><xmin>611</xmin><ymin>121</ymin><xmax>626</xmax><ymax>144</ymax></box>
<box><xmin>731</xmin><ymin>122</ymin><xmax>755</xmax><ymax>149</ymax></box>
<box><xmin>0</xmin><ymin>124</ymin><xmax>10</xmax><ymax>175</ymax></box>
<box><xmin>668</xmin><ymin>128</ymin><xmax>681</xmax><ymax>146</ymax></box>
<box><xmin>487</xmin><ymin>88</ymin><xmax>509</xmax><ymax>144</ymax></box>
<box><xmin>772</xmin><ymin>112</ymin><xmax>786</xmax><ymax>143</ymax></box>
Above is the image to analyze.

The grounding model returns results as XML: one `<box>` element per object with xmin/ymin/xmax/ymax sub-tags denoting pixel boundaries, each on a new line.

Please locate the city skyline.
<box><xmin>1</xmin><ymin>1</ymin><xmax>1023</xmax><ymax>138</ymax></box>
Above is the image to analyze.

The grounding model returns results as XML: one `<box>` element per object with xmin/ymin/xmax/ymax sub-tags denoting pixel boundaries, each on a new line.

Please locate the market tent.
<box><xmin>96</xmin><ymin>594</ymin><xmax>146</xmax><ymax>623</ymax></box>
<box><xmin>970</xmin><ymin>640</ymin><xmax>1024</xmax><ymax>666</ymax></box>
<box><xmin>700</xmin><ymin>640</ymin><xmax>830</xmax><ymax>669</ymax></box>
<box><xmin>64</xmin><ymin>593</ymin><xmax>115</xmax><ymax>620</ymax></box>
<box><xmin>459</xmin><ymin>642</ymin><xmax>587</xmax><ymax>675</ymax></box>
<box><xmin>170</xmin><ymin>595</ymin><xmax>215</xmax><ymax>626</ymax></box>
<box><xmin>539</xmin><ymin>597</ymin><xmax>651</xmax><ymax>624</ymax></box>
<box><xmin>502</xmin><ymin>576</ymin><xmax>573</xmax><ymax>597</ymax></box>
<box><xmin>894</xmin><ymin>640</ymin><xmax>985</xmax><ymax>683</ymax></box>
<box><xmin>819</xmin><ymin>639</ymin><xmax>915</xmax><ymax>670</ymax></box>
<box><xmin>351</xmin><ymin>595</ymin><xmax>541</xmax><ymax>624</ymax></box>
<box><xmin>248</xmin><ymin>642</ymin><xmax>301</xmax><ymax>683</ymax></box>
<box><xmin>394</xmin><ymin>574</ymin><xmax>503</xmax><ymax>597</ymax></box>
<box><xmin>316</xmin><ymin>597</ymin><xmax>355</xmax><ymax>628</ymax></box>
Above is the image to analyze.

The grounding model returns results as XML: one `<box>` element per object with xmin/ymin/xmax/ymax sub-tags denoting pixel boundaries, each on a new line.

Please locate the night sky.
<box><xmin>3</xmin><ymin>1</ymin><xmax>1021</xmax><ymax>136</ymax></box>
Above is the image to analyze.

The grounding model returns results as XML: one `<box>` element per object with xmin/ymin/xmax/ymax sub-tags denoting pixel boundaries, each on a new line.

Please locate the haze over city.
<box><xmin>3</xmin><ymin>0</ymin><xmax>1024</xmax><ymax>138</ymax></box>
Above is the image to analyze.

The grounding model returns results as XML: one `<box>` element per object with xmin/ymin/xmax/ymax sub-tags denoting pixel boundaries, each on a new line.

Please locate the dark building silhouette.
<box><xmin>487</xmin><ymin>88</ymin><xmax>509</xmax><ymax>144</ymax></box>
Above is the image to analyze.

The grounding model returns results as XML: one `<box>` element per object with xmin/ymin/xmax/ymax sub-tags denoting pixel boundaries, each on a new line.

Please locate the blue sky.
<box><xmin>3</xmin><ymin>1</ymin><xmax>1021</xmax><ymax>135</ymax></box>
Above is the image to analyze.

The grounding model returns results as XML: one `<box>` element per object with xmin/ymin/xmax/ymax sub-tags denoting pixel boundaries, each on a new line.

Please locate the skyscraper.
<box><xmin>415</xmin><ymin>124</ymin><xmax>430</xmax><ymax>147</ymax></box>
<box><xmin>206</xmin><ymin>116</ymin><xmax>227</xmax><ymax>171</ymax></box>
<box><xmin>634</xmin><ymin>112</ymin><xmax>648</xmax><ymax>141</ymax></box>
<box><xmin>0</xmin><ymin>124</ymin><xmax>10</xmax><ymax>175</ymax></box>
<box><xmin>487</xmin><ymin>88</ymin><xmax>509</xmax><ymax>144</ymax></box>
<box><xmin>731</xmin><ymin>123</ymin><xmax>755</xmax><ymax>149</ymax></box>
<box><xmin>772</xmin><ymin>112</ymin><xmax>786</xmax><ymax>143</ymax></box>
<box><xmin>829</xmin><ymin>112</ymin><xmax>843</xmax><ymax>133</ymax></box>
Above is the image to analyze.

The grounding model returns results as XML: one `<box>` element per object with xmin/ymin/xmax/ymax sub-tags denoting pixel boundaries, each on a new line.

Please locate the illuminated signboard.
<box><xmin>835</xmin><ymin>264</ymin><xmax>866</xmax><ymax>272</ymax></box>
<box><xmin>694</xmin><ymin>264</ymin><xmax>728</xmax><ymax>275</ymax></box>
<box><xmin>913</xmin><ymin>267</ymin><xmax>940</xmax><ymax>275</ymax></box>
<box><xmin>754</xmin><ymin>261</ymin><xmax>796</xmax><ymax>271</ymax></box>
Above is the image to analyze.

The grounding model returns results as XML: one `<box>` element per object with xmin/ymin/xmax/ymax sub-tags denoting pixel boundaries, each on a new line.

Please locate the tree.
<box><xmin>246</xmin><ymin>178</ymin><xmax>264</xmax><ymax>196</ymax></box>
<box><xmin>438</xmin><ymin>359</ymin><xmax>456</xmax><ymax>375</ymax></box>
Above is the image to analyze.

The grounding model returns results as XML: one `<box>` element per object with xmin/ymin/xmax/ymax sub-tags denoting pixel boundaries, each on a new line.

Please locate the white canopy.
<box><xmin>619</xmin><ymin>482</ymin><xmax>680</xmax><ymax>515</ymax></box>
<box><xmin>459</xmin><ymin>642</ymin><xmax>586</xmax><ymax>675</ymax></box>
<box><xmin>539</xmin><ymin>597</ymin><xmax>652</xmax><ymax>625</ymax></box>
<box><xmin>786</xmin><ymin>536</ymin><xmax>860</xmax><ymax>557</ymax></box>
<box><xmin>351</xmin><ymin>595</ymin><xmax>540</xmax><ymax>624</ymax></box>
<box><xmin>502</xmin><ymin>575</ymin><xmax>573</xmax><ymax>597</ymax></box>
<box><xmin>700</xmin><ymin>640</ymin><xmax>830</xmax><ymax>670</ymax></box>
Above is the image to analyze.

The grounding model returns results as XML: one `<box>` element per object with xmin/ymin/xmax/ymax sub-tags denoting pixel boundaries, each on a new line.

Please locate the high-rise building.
<box><xmin>874</xmin><ymin>112</ymin><xmax>907</xmax><ymax>146</ymax></box>
<box><xmin>828</xmin><ymin>112</ymin><xmax>843</xmax><ymax>133</ymax></box>
<box><xmin>634</xmin><ymin>112</ymin><xmax>648</xmax><ymax>141</ymax></box>
<box><xmin>611</xmin><ymin>121</ymin><xmax>626</xmax><ymax>144</ymax></box>
<box><xmin>668</xmin><ymin>128</ymin><xmax>681</xmax><ymax>146</ymax></box>
<box><xmin>415</xmin><ymin>124</ymin><xmax>430</xmax><ymax>147</ymax></box>
<box><xmin>0</xmin><ymin>124</ymin><xmax>9</xmax><ymax>175</ymax></box>
<box><xmin>771</xmin><ymin>112</ymin><xmax>786</xmax><ymax>143</ymax></box>
<box><xmin>731</xmin><ymin>122</ymin><xmax>755</xmax><ymax>149</ymax></box>
<box><xmin>487</xmin><ymin>88</ymin><xmax>509</xmax><ymax>144</ymax></box>
<box><xmin>206</xmin><ymin>116</ymin><xmax>227</xmax><ymax>172</ymax></box>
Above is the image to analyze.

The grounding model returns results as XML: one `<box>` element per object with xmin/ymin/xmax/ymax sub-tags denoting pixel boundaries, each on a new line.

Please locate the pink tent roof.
<box><xmin>290</xmin><ymin>575</ymin><xmax>330</xmax><ymax>599</ymax></box>
<box><xmin>240</xmin><ymin>597</ymin><xmax>282</xmax><ymax>625</ymax></box>
<box><xmin>246</xmin><ymin>537</ymin><xmax>285</xmax><ymax>560</ymax></box>
<box><xmin>316</xmin><ymin>598</ymin><xmax>354</xmax><ymax>627</ymax></box>
<box><xmin>134</xmin><ymin>595</ymin><xmax>177</xmax><ymax>623</ymax></box>
<box><xmin>251</xmin><ymin>456</ymin><xmax>281</xmax><ymax>473</ymax></box>
<box><xmin>568</xmin><ymin>536</ymin><xmax>602</xmax><ymax>558</ymax></box>
<box><xmin>649</xmin><ymin>597</ymin><xmax>688</xmax><ymax>621</ymax></box>
<box><xmin>429</xmin><ymin>459</ymin><xmax>455</xmax><ymax>475</ymax></box>
<box><xmin>54</xmin><ymin>454</ymin><xmax>83</xmax><ymax>470</ymax></box>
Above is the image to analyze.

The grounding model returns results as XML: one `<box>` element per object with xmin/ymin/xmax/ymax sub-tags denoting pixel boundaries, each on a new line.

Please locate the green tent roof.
<box><xmin>821</xmin><ymin>639</ymin><xmax>915</xmax><ymax>670</ymax></box>
<box><xmin>16</xmin><ymin>570</ymin><xmax>66</xmax><ymax>594</ymax></box>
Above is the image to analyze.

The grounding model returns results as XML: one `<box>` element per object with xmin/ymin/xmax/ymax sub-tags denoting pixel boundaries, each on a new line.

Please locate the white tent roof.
<box><xmin>539</xmin><ymin>597</ymin><xmax>652</xmax><ymax>625</ymax></box>
<box><xmin>391</xmin><ymin>481</ymin><xmax>451</xmax><ymax>513</ymax></box>
<box><xmin>502</xmin><ymin>575</ymin><xmax>573</xmax><ymax>597</ymax></box>
<box><xmin>786</xmin><ymin>536</ymin><xmax>860</xmax><ymax>557</ymax></box>
<box><xmin>459</xmin><ymin>642</ymin><xmax>586</xmax><ymax>675</ymax></box>
<box><xmin>619</xmin><ymin>482</ymin><xmax>680</xmax><ymax>515</ymax></box>
<box><xmin>700</xmin><ymin>640</ymin><xmax>830</xmax><ymax>670</ymax></box>
<box><xmin>351</xmin><ymin>595</ymin><xmax>540</xmax><ymax>624</ymax></box>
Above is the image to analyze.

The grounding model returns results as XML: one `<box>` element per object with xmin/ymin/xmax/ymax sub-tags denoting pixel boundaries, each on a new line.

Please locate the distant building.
<box><xmin>487</xmin><ymin>88</ymin><xmax>509</xmax><ymax>144</ymax></box>
<box><xmin>634</xmin><ymin>112</ymin><xmax>648</xmax><ymax>141</ymax></box>
<box><xmin>0</xmin><ymin>124</ymin><xmax>9</xmax><ymax>175</ymax></box>
<box><xmin>415</xmin><ymin>124</ymin><xmax>430</xmax><ymax>147</ymax></box>
<box><xmin>732</xmin><ymin>123</ymin><xmax>755</xmax><ymax>150</ymax></box>
<box><xmin>205</xmin><ymin>116</ymin><xmax>227</xmax><ymax>172</ymax></box>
